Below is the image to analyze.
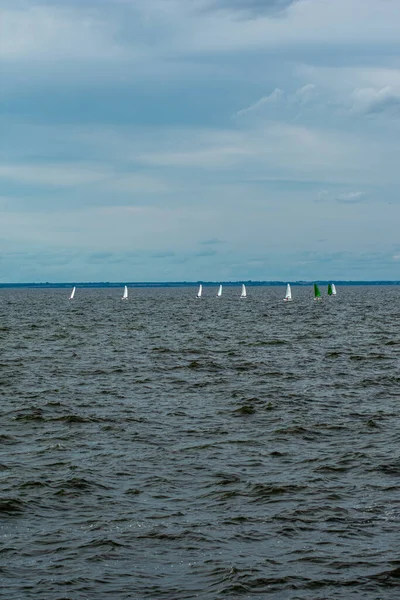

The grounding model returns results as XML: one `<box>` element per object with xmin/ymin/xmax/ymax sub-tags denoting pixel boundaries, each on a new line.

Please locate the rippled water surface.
<box><xmin>1</xmin><ymin>286</ymin><xmax>400</xmax><ymax>599</ymax></box>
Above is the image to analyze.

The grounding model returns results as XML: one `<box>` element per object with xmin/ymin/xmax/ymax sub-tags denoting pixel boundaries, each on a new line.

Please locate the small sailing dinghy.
<box><xmin>69</xmin><ymin>286</ymin><xmax>76</xmax><ymax>300</ymax></box>
<box><xmin>122</xmin><ymin>285</ymin><xmax>128</xmax><ymax>300</ymax></box>
<box><xmin>328</xmin><ymin>283</ymin><xmax>337</xmax><ymax>296</ymax></box>
<box><xmin>240</xmin><ymin>284</ymin><xmax>247</xmax><ymax>298</ymax></box>
<box><xmin>314</xmin><ymin>283</ymin><xmax>322</xmax><ymax>301</ymax></box>
<box><xmin>197</xmin><ymin>284</ymin><xmax>203</xmax><ymax>298</ymax></box>
<box><xmin>217</xmin><ymin>284</ymin><xmax>222</xmax><ymax>297</ymax></box>
<box><xmin>284</xmin><ymin>283</ymin><xmax>292</xmax><ymax>302</ymax></box>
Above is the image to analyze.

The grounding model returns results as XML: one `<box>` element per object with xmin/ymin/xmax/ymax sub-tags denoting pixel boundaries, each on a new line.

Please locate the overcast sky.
<box><xmin>1</xmin><ymin>0</ymin><xmax>400</xmax><ymax>282</ymax></box>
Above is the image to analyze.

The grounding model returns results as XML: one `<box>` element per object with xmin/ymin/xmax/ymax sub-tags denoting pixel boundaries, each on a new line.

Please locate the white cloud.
<box><xmin>235</xmin><ymin>89</ymin><xmax>284</xmax><ymax>117</ymax></box>
<box><xmin>0</xmin><ymin>4</ymin><xmax>128</xmax><ymax>61</ymax></box>
<box><xmin>168</xmin><ymin>0</ymin><xmax>400</xmax><ymax>55</ymax></box>
<box><xmin>289</xmin><ymin>83</ymin><xmax>317</xmax><ymax>105</ymax></box>
<box><xmin>336</xmin><ymin>191</ymin><xmax>366</xmax><ymax>204</ymax></box>
<box><xmin>3</xmin><ymin>0</ymin><xmax>400</xmax><ymax>65</ymax></box>
<box><xmin>235</xmin><ymin>84</ymin><xmax>317</xmax><ymax>118</ymax></box>
<box><xmin>200</xmin><ymin>0</ymin><xmax>299</xmax><ymax>18</ymax></box>
<box><xmin>297</xmin><ymin>65</ymin><xmax>400</xmax><ymax>118</ymax></box>
<box><xmin>351</xmin><ymin>86</ymin><xmax>400</xmax><ymax>116</ymax></box>
<box><xmin>316</xmin><ymin>190</ymin><xmax>367</xmax><ymax>204</ymax></box>
<box><xmin>20</xmin><ymin>118</ymin><xmax>391</xmax><ymax>186</ymax></box>
<box><xmin>124</xmin><ymin>121</ymin><xmax>366</xmax><ymax>180</ymax></box>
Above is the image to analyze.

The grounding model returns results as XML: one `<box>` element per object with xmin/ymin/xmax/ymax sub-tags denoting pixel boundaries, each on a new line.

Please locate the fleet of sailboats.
<box><xmin>67</xmin><ymin>283</ymin><xmax>338</xmax><ymax>300</ymax></box>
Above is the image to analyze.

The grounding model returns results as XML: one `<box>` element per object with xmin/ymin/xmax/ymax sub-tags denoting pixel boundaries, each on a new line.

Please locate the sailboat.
<box><xmin>314</xmin><ymin>283</ymin><xmax>322</xmax><ymax>301</ymax></box>
<box><xmin>122</xmin><ymin>285</ymin><xmax>128</xmax><ymax>300</ymax></box>
<box><xmin>284</xmin><ymin>283</ymin><xmax>292</xmax><ymax>302</ymax></box>
<box><xmin>69</xmin><ymin>286</ymin><xmax>76</xmax><ymax>300</ymax></box>
<box><xmin>217</xmin><ymin>284</ymin><xmax>222</xmax><ymax>297</ymax></box>
<box><xmin>331</xmin><ymin>283</ymin><xmax>337</xmax><ymax>296</ymax></box>
<box><xmin>197</xmin><ymin>284</ymin><xmax>202</xmax><ymax>298</ymax></box>
<box><xmin>240</xmin><ymin>284</ymin><xmax>247</xmax><ymax>298</ymax></box>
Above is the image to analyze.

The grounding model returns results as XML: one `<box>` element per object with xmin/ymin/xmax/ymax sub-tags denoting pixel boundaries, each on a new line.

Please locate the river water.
<box><xmin>1</xmin><ymin>286</ymin><xmax>399</xmax><ymax>599</ymax></box>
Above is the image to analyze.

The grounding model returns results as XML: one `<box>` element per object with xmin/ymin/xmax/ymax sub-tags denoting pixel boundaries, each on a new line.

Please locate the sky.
<box><xmin>1</xmin><ymin>0</ymin><xmax>400</xmax><ymax>282</ymax></box>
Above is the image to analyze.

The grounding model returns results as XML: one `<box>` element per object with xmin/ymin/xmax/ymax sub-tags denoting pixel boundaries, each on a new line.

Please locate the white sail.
<box><xmin>240</xmin><ymin>284</ymin><xmax>247</xmax><ymax>298</ymax></box>
<box><xmin>122</xmin><ymin>285</ymin><xmax>128</xmax><ymax>300</ymax></box>
<box><xmin>284</xmin><ymin>283</ymin><xmax>292</xmax><ymax>301</ymax></box>
<box><xmin>197</xmin><ymin>284</ymin><xmax>202</xmax><ymax>298</ymax></box>
<box><xmin>69</xmin><ymin>286</ymin><xmax>76</xmax><ymax>300</ymax></box>
<box><xmin>217</xmin><ymin>284</ymin><xmax>222</xmax><ymax>297</ymax></box>
<box><xmin>331</xmin><ymin>283</ymin><xmax>337</xmax><ymax>296</ymax></box>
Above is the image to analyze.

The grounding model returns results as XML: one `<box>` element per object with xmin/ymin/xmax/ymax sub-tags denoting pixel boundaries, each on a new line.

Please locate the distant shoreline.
<box><xmin>0</xmin><ymin>281</ymin><xmax>399</xmax><ymax>288</ymax></box>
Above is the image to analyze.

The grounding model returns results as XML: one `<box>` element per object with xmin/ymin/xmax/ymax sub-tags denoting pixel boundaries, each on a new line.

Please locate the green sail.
<box><xmin>314</xmin><ymin>283</ymin><xmax>321</xmax><ymax>298</ymax></box>
<box><xmin>327</xmin><ymin>283</ymin><xmax>333</xmax><ymax>296</ymax></box>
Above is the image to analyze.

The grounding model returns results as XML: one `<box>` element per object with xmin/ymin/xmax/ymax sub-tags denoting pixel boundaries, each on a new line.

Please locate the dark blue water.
<box><xmin>1</xmin><ymin>286</ymin><xmax>399</xmax><ymax>599</ymax></box>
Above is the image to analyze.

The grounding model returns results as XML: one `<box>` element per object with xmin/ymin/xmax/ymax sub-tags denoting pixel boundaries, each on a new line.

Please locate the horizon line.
<box><xmin>1</xmin><ymin>280</ymin><xmax>400</xmax><ymax>288</ymax></box>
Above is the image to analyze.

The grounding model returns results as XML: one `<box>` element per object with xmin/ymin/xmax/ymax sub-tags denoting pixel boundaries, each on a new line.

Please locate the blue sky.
<box><xmin>1</xmin><ymin>0</ymin><xmax>400</xmax><ymax>282</ymax></box>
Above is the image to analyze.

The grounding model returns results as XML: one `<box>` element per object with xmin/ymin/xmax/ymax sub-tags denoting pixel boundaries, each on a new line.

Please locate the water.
<box><xmin>1</xmin><ymin>286</ymin><xmax>399</xmax><ymax>599</ymax></box>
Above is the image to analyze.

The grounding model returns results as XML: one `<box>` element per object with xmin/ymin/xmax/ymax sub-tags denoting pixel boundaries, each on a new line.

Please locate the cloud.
<box><xmin>201</xmin><ymin>0</ymin><xmax>300</xmax><ymax>19</ymax></box>
<box><xmin>298</xmin><ymin>66</ymin><xmax>400</xmax><ymax>120</ymax></box>
<box><xmin>336</xmin><ymin>191</ymin><xmax>366</xmax><ymax>204</ymax></box>
<box><xmin>316</xmin><ymin>190</ymin><xmax>367</xmax><ymax>204</ymax></box>
<box><xmin>177</xmin><ymin>0</ymin><xmax>400</xmax><ymax>56</ymax></box>
<box><xmin>315</xmin><ymin>189</ymin><xmax>330</xmax><ymax>202</ymax></box>
<box><xmin>2</xmin><ymin>0</ymin><xmax>400</xmax><ymax>283</ymax></box>
<box><xmin>4</xmin><ymin>0</ymin><xmax>400</xmax><ymax>70</ymax></box>
<box><xmin>235</xmin><ymin>84</ymin><xmax>316</xmax><ymax>118</ymax></box>
<box><xmin>289</xmin><ymin>83</ymin><xmax>317</xmax><ymax>105</ymax></box>
<box><xmin>351</xmin><ymin>86</ymin><xmax>400</xmax><ymax>116</ymax></box>
<box><xmin>0</xmin><ymin>4</ymin><xmax>127</xmax><ymax>61</ymax></box>
<box><xmin>235</xmin><ymin>89</ymin><xmax>284</xmax><ymax>117</ymax></box>
<box><xmin>0</xmin><ymin>162</ymin><xmax>169</xmax><ymax>194</ymax></box>
<box><xmin>134</xmin><ymin>146</ymin><xmax>251</xmax><ymax>168</ymax></box>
